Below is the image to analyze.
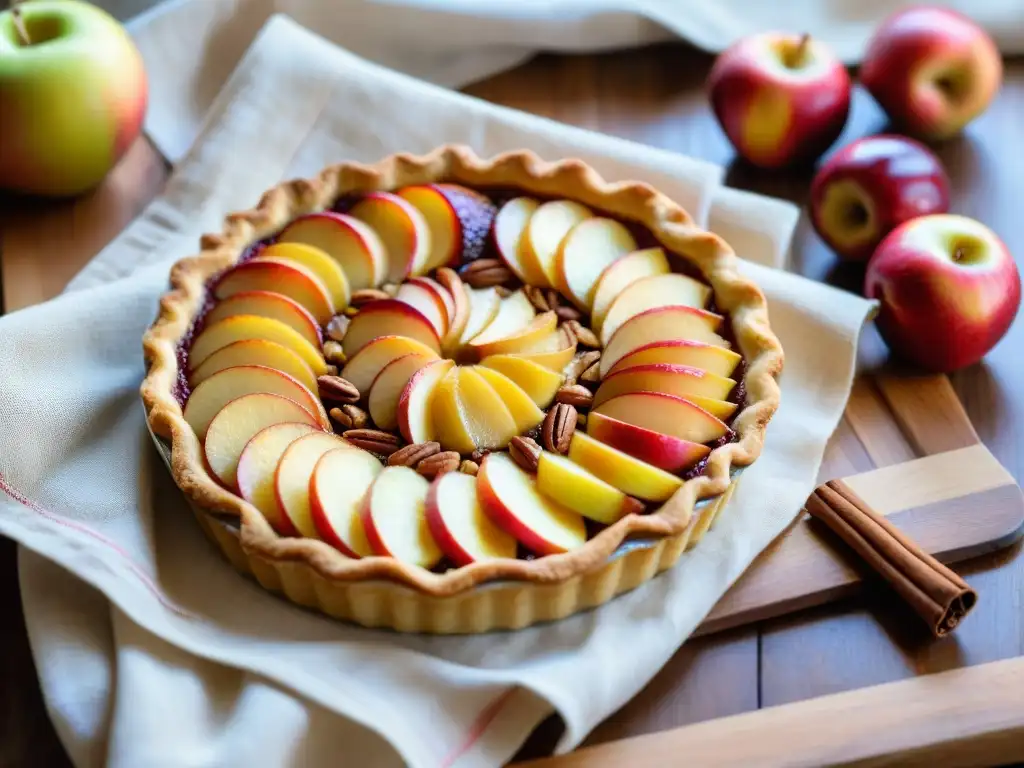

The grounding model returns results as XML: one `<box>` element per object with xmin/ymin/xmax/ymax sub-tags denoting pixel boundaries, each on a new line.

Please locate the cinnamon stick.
<box><xmin>805</xmin><ymin>479</ymin><xmax>977</xmax><ymax>637</ymax></box>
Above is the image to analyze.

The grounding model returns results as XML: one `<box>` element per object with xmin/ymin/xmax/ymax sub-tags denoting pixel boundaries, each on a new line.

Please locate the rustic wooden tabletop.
<box><xmin>1</xmin><ymin>42</ymin><xmax>1022</xmax><ymax>766</ymax></box>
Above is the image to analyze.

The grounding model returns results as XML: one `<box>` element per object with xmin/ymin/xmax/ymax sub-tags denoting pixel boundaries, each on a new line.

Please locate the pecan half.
<box><xmin>563</xmin><ymin>350</ymin><xmax>601</xmax><ymax>385</ymax></box>
<box><xmin>329</xmin><ymin>404</ymin><xmax>368</xmax><ymax>430</ymax></box>
<box><xmin>542</xmin><ymin>403</ymin><xmax>577</xmax><ymax>454</ymax></box>
<box><xmin>417</xmin><ymin>451</ymin><xmax>460</xmax><ymax>479</ymax></box>
<box><xmin>524</xmin><ymin>285</ymin><xmax>550</xmax><ymax>311</ymax></box>
<box><xmin>555</xmin><ymin>305</ymin><xmax>582</xmax><ymax>322</ymax></box>
<box><xmin>556</xmin><ymin>384</ymin><xmax>594</xmax><ymax>409</ymax></box>
<box><xmin>509</xmin><ymin>436</ymin><xmax>542</xmax><ymax>473</ymax></box>
<box><xmin>459</xmin><ymin>258</ymin><xmax>512</xmax><ymax>288</ymax></box>
<box><xmin>580</xmin><ymin>361</ymin><xmax>601</xmax><ymax>384</ymax></box>
<box><xmin>317</xmin><ymin>375</ymin><xmax>360</xmax><ymax>404</ymax></box>
<box><xmin>566</xmin><ymin>320</ymin><xmax>599</xmax><ymax>348</ymax></box>
<box><xmin>343</xmin><ymin>428</ymin><xmax>400</xmax><ymax>455</ymax></box>
<box><xmin>350</xmin><ymin>288</ymin><xmax>391</xmax><ymax>307</ymax></box>
<box><xmin>322</xmin><ymin>340</ymin><xmax>346</xmax><ymax>366</ymax></box>
<box><xmin>459</xmin><ymin>459</ymin><xmax>479</xmax><ymax>476</ymax></box>
<box><xmin>545</xmin><ymin>289</ymin><xmax>564</xmax><ymax>310</ymax></box>
<box><xmin>325</xmin><ymin>314</ymin><xmax>350</xmax><ymax>343</ymax></box>
<box><xmin>388</xmin><ymin>441</ymin><xmax>440</xmax><ymax>467</ymax></box>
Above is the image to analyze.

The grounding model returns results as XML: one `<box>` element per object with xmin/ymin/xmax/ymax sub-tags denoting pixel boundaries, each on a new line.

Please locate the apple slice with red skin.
<box><xmin>600</xmin><ymin>273</ymin><xmax>713</xmax><ymax>345</ymax></box>
<box><xmin>459</xmin><ymin>287</ymin><xmax>501</xmax><ymax>345</ymax></box>
<box><xmin>410</xmin><ymin>276</ymin><xmax>455</xmax><ymax>327</ymax></box>
<box><xmin>567</xmin><ymin>432</ymin><xmax>682</xmax><ymax>502</ymax></box>
<box><xmin>593</xmin><ymin>391</ymin><xmax>730</xmax><ymax>444</ymax></box>
<box><xmin>188</xmin><ymin>315</ymin><xmax>328</xmax><ymax>375</ymax></box>
<box><xmin>360</xmin><ymin>466</ymin><xmax>442</xmax><ymax>567</ymax></box>
<box><xmin>184</xmin><ymin>364</ymin><xmax>329</xmax><ymax>439</ymax></box>
<box><xmin>477</xmin><ymin>452</ymin><xmax>587</xmax><ymax>555</ymax></box>
<box><xmin>493</xmin><ymin>197</ymin><xmax>548</xmax><ymax>285</ymax></box>
<box><xmin>397</xmin><ymin>185</ymin><xmax>460</xmax><ymax>271</ymax></box>
<box><xmin>350</xmin><ymin>192</ymin><xmax>432</xmax><ymax>281</ymax></box>
<box><xmin>204</xmin><ymin>290</ymin><xmax>321</xmax><ymax>350</ymax></box>
<box><xmin>587</xmin><ymin>412</ymin><xmax>710</xmax><ymax>472</ymax></box>
<box><xmin>425</xmin><ymin>472</ymin><xmax>517</xmax><ymax>566</ymax></box>
<box><xmin>523</xmin><ymin>200</ymin><xmax>592</xmax><ymax>287</ymax></box>
<box><xmin>607</xmin><ymin>340</ymin><xmax>741</xmax><ymax>379</ymax></box>
<box><xmin>213</xmin><ymin>257</ymin><xmax>334</xmax><ymax>324</ymax></box>
<box><xmin>236</xmin><ymin>422</ymin><xmax>319</xmax><ymax>535</ymax></box>
<box><xmin>188</xmin><ymin>339</ymin><xmax>319</xmax><ymax>394</ymax></box>
<box><xmin>395</xmin><ymin>280</ymin><xmax>448</xmax><ymax>337</ymax></box>
<box><xmin>591</xmin><ymin>247</ymin><xmax>670</xmax><ymax>334</ymax></box>
<box><xmin>600</xmin><ymin>306</ymin><xmax>728</xmax><ymax>377</ymax></box>
<box><xmin>397</xmin><ymin>358</ymin><xmax>456</xmax><ymax>443</ymax></box>
<box><xmin>592</xmin><ymin>363</ymin><xmax>736</xmax><ymax>409</ymax></box>
<box><xmin>339</xmin><ymin>334</ymin><xmax>440</xmax><ymax>394</ymax></box>
<box><xmin>436</xmin><ymin>267</ymin><xmax>470</xmax><ymax>354</ymax></box>
<box><xmin>466</xmin><ymin>290</ymin><xmax>535</xmax><ymax>347</ymax></box>
<box><xmin>469</xmin><ymin>311</ymin><xmax>557</xmax><ymax>359</ymax></box>
<box><xmin>204</xmin><ymin>393</ymin><xmax>321</xmax><ymax>491</ymax></box>
<box><xmin>536</xmin><ymin>451</ymin><xmax>645</xmax><ymax>525</ymax></box>
<box><xmin>341</xmin><ymin>299</ymin><xmax>441</xmax><ymax>358</ymax></box>
<box><xmin>278</xmin><ymin>212</ymin><xmax>387</xmax><ymax>291</ymax></box>
<box><xmin>309</xmin><ymin>446</ymin><xmax>382</xmax><ymax>557</ymax></box>
<box><xmin>368</xmin><ymin>352</ymin><xmax>436</xmax><ymax>431</ymax></box>
<box><xmin>555</xmin><ymin>217</ymin><xmax>637</xmax><ymax>310</ymax></box>
<box><xmin>256</xmin><ymin>242</ymin><xmax>350</xmax><ymax>311</ymax></box>
<box><xmin>276</xmin><ymin>431</ymin><xmax>350</xmax><ymax>539</ymax></box>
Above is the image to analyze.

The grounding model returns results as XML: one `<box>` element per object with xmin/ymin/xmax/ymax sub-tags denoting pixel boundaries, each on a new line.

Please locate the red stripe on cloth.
<box><xmin>439</xmin><ymin>688</ymin><xmax>517</xmax><ymax>768</ymax></box>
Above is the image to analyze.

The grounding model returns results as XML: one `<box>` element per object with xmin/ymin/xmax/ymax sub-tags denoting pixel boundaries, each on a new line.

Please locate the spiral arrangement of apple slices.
<box><xmin>180</xmin><ymin>184</ymin><xmax>743</xmax><ymax>569</ymax></box>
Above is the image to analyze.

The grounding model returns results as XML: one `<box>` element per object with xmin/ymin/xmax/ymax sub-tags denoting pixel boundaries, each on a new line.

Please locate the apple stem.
<box><xmin>788</xmin><ymin>33</ymin><xmax>811</xmax><ymax>68</ymax></box>
<box><xmin>10</xmin><ymin>6</ymin><xmax>30</xmax><ymax>46</ymax></box>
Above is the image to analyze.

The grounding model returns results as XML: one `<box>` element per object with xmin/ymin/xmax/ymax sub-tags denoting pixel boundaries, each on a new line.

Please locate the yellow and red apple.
<box><xmin>425</xmin><ymin>472</ymin><xmax>517</xmax><ymax>565</ymax></box>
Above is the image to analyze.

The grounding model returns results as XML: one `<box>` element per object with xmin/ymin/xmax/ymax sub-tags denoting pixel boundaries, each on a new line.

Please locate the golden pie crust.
<box><xmin>141</xmin><ymin>145</ymin><xmax>784</xmax><ymax>623</ymax></box>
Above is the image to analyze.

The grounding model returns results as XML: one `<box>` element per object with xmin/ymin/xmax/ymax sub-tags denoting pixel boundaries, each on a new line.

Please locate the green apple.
<box><xmin>0</xmin><ymin>0</ymin><xmax>148</xmax><ymax>197</ymax></box>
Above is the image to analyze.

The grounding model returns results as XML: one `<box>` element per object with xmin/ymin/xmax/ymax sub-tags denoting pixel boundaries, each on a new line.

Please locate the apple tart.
<box><xmin>142</xmin><ymin>145</ymin><xmax>783</xmax><ymax>633</ymax></box>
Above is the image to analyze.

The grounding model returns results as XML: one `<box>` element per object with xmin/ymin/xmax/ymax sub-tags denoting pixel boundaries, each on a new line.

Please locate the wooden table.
<box><xmin>2</xmin><ymin>43</ymin><xmax>1022</xmax><ymax>765</ymax></box>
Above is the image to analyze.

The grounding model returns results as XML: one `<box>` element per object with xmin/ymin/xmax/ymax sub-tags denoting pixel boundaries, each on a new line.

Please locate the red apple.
<box><xmin>861</xmin><ymin>7</ymin><xmax>1002</xmax><ymax>142</ymax></box>
<box><xmin>707</xmin><ymin>32</ymin><xmax>851</xmax><ymax>169</ymax></box>
<box><xmin>810</xmin><ymin>134</ymin><xmax>951</xmax><ymax>261</ymax></box>
<box><xmin>864</xmin><ymin>214</ymin><xmax>1021</xmax><ymax>372</ymax></box>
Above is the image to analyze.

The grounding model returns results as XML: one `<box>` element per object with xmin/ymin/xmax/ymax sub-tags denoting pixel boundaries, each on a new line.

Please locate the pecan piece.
<box><xmin>343</xmin><ymin>428</ymin><xmax>400</xmax><ymax>455</ymax></box>
<box><xmin>524</xmin><ymin>285</ymin><xmax>550</xmax><ymax>311</ymax></box>
<box><xmin>416</xmin><ymin>450</ymin><xmax>460</xmax><ymax>479</ymax></box>
<box><xmin>556</xmin><ymin>384</ymin><xmax>594</xmax><ymax>409</ymax></box>
<box><xmin>388</xmin><ymin>441</ymin><xmax>441</xmax><ymax>467</ymax></box>
<box><xmin>580</xmin><ymin>361</ymin><xmax>601</xmax><ymax>384</ymax></box>
<box><xmin>542</xmin><ymin>403</ymin><xmax>577</xmax><ymax>454</ymax></box>
<box><xmin>565</xmin><ymin>320</ymin><xmax>599</xmax><ymax>348</ymax></box>
<box><xmin>509</xmin><ymin>436</ymin><xmax>542</xmax><ymax>473</ymax></box>
<box><xmin>317</xmin><ymin>375</ymin><xmax>360</xmax><ymax>404</ymax></box>
<box><xmin>350</xmin><ymin>288</ymin><xmax>391</xmax><ymax>307</ymax></box>
<box><xmin>459</xmin><ymin>258</ymin><xmax>512</xmax><ymax>288</ymax></box>
<box><xmin>329</xmin><ymin>404</ymin><xmax>368</xmax><ymax>430</ymax></box>
<box><xmin>459</xmin><ymin>459</ymin><xmax>479</xmax><ymax>476</ymax></box>
<box><xmin>325</xmin><ymin>314</ymin><xmax>350</xmax><ymax>343</ymax></box>
<box><xmin>555</xmin><ymin>305</ymin><xmax>582</xmax><ymax>322</ymax></box>
<box><xmin>563</xmin><ymin>350</ymin><xmax>601</xmax><ymax>385</ymax></box>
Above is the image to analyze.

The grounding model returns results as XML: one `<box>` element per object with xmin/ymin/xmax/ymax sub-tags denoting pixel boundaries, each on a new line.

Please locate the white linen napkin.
<box><xmin>7</xmin><ymin>16</ymin><xmax>876</xmax><ymax>768</ymax></box>
<box><xmin>112</xmin><ymin>0</ymin><xmax>1024</xmax><ymax>164</ymax></box>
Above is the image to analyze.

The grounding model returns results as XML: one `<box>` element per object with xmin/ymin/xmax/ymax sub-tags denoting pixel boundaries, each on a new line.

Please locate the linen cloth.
<box><xmin>104</xmin><ymin>0</ymin><xmax>1024</xmax><ymax>163</ymax></box>
<box><xmin>6</xmin><ymin>15</ymin><xmax>877</xmax><ymax>768</ymax></box>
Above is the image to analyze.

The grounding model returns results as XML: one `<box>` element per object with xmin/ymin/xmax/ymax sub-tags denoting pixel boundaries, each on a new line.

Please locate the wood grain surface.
<box><xmin>1</xmin><ymin>42</ymin><xmax>1022</xmax><ymax>766</ymax></box>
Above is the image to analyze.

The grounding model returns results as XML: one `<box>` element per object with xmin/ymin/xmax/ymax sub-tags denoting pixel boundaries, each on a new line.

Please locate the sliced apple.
<box><xmin>204</xmin><ymin>393</ymin><xmax>321</xmax><ymax>491</ymax></box>
<box><xmin>479</xmin><ymin>354</ymin><xmax>563</xmax><ymax>408</ymax></box>
<box><xmin>425</xmin><ymin>472</ymin><xmax>517</xmax><ymax>565</ymax></box>
<box><xmin>592</xmin><ymin>363</ymin><xmax>736</xmax><ymax>410</ymax></box>
<box><xmin>477</xmin><ymin>452</ymin><xmax>586</xmax><ymax>555</ymax></box>
<box><xmin>213</xmin><ymin>257</ymin><xmax>334</xmax><ymax>325</ymax></box>
<box><xmin>555</xmin><ymin>217</ymin><xmax>637</xmax><ymax>310</ymax></box>
<box><xmin>184</xmin><ymin>364</ymin><xmax>328</xmax><ymax>439</ymax></box>
<box><xmin>187</xmin><ymin>339</ymin><xmax>319</xmax><ymax>394</ymax></box>
<box><xmin>591</xmin><ymin>247</ymin><xmax>670</xmax><ymax>334</ymax></box>
<box><xmin>278</xmin><ymin>211</ymin><xmax>387</xmax><ymax>291</ymax></box>
<box><xmin>188</xmin><ymin>315</ymin><xmax>328</xmax><ymax>375</ymax></box>
<box><xmin>567</xmin><ymin>432</ymin><xmax>682</xmax><ymax>502</ymax></box>
<box><xmin>470</xmin><ymin>365</ymin><xmax>545</xmax><ymax>434</ymax></box>
<box><xmin>360</xmin><ymin>466</ymin><xmax>442</xmax><ymax>567</ymax></box>
<box><xmin>411</xmin><ymin>276</ymin><xmax>455</xmax><ymax>327</ymax></box>
<box><xmin>493</xmin><ymin>196</ymin><xmax>547</xmax><ymax>284</ymax></box>
<box><xmin>537</xmin><ymin>451</ymin><xmax>644</xmax><ymax>525</ymax></box>
<box><xmin>587</xmin><ymin>412</ymin><xmax>710</xmax><ymax>472</ymax></box>
<box><xmin>236</xmin><ymin>422</ymin><xmax>319</xmax><ymax>535</ymax></box>
<box><xmin>350</xmin><ymin>192</ymin><xmax>432</xmax><ymax>281</ymax></box>
<box><xmin>397</xmin><ymin>358</ymin><xmax>455</xmax><ymax>443</ymax></box>
<box><xmin>395</xmin><ymin>281</ymin><xmax>448</xmax><ymax>337</ymax></box>
<box><xmin>593</xmin><ymin>391</ymin><xmax>730</xmax><ymax>444</ymax></box>
<box><xmin>674</xmin><ymin>393</ymin><xmax>738</xmax><ymax>421</ymax></box>
<box><xmin>257</xmin><ymin>242</ymin><xmax>350</xmax><ymax>311</ymax></box>
<box><xmin>601</xmin><ymin>306</ymin><xmax>728</xmax><ymax>377</ymax></box>
<box><xmin>276</xmin><ymin>431</ymin><xmax>350</xmax><ymax>538</ymax></box>
<box><xmin>459</xmin><ymin>287</ymin><xmax>501</xmax><ymax>345</ymax></box>
<box><xmin>309</xmin><ymin>446</ymin><xmax>382</xmax><ymax>557</ymax></box>
<box><xmin>431</xmin><ymin>368</ymin><xmax>518</xmax><ymax>453</ymax></box>
<box><xmin>607</xmin><ymin>340</ymin><xmax>742</xmax><ymax>379</ymax></box>
<box><xmin>339</xmin><ymin>334</ymin><xmax>440</xmax><ymax>394</ymax></box>
<box><xmin>466</xmin><ymin>289</ymin><xmax>535</xmax><ymax>346</ymax></box>
<box><xmin>341</xmin><ymin>299</ymin><xmax>441</xmax><ymax>359</ymax></box>
<box><xmin>368</xmin><ymin>352</ymin><xmax>436</xmax><ymax>431</ymax></box>
<box><xmin>204</xmin><ymin>290</ymin><xmax>321</xmax><ymax>350</ymax></box>
<box><xmin>430</xmin><ymin>368</ymin><xmax>476</xmax><ymax>454</ymax></box>
<box><xmin>523</xmin><ymin>199</ymin><xmax>592</xmax><ymax>287</ymax></box>
<box><xmin>601</xmin><ymin>273</ymin><xmax>713</xmax><ymax>345</ymax></box>
<box><xmin>436</xmin><ymin>268</ymin><xmax>470</xmax><ymax>354</ymax></box>
<box><xmin>469</xmin><ymin>311</ymin><xmax>557</xmax><ymax>358</ymax></box>
<box><xmin>396</xmin><ymin>185</ymin><xmax>460</xmax><ymax>271</ymax></box>
<box><xmin>505</xmin><ymin>329</ymin><xmax>577</xmax><ymax>371</ymax></box>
